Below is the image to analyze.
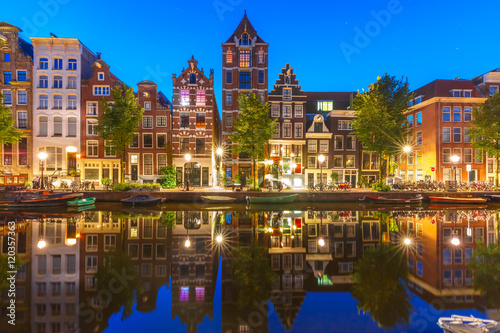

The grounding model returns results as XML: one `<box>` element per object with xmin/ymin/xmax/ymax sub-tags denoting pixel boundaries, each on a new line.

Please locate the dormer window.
<box><xmin>189</xmin><ymin>73</ymin><xmax>196</xmax><ymax>84</ymax></box>
<box><xmin>450</xmin><ymin>90</ymin><xmax>461</xmax><ymax>98</ymax></box>
<box><xmin>240</xmin><ymin>33</ymin><xmax>250</xmax><ymax>46</ymax></box>
<box><xmin>463</xmin><ymin>90</ymin><xmax>472</xmax><ymax>98</ymax></box>
<box><xmin>414</xmin><ymin>95</ymin><xmax>423</xmax><ymax>104</ymax></box>
<box><xmin>489</xmin><ymin>86</ymin><xmax>498</xmax><ymax>96</ymax></box>
<box><xmin>317</xmin><ymin>101</ymin><xmax>333</xmax><ymax>111</ymax></box>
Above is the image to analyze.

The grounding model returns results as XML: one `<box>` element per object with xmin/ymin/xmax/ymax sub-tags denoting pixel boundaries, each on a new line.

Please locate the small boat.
<box><xmin>360</xmin><ymin>194</ymin><xmax>422</xmax><ymax>204</ymax></box>
<box><xmin>429</xmin><ymin>196</ymin><xmax>488</xmax><ymax>204</ymax></box>
<box><xmin>121</xmin><ymin>194</ymin><xmax>164</xmax><ymax>206</ymax></box>
<box><xmin>483</xmin><ymin>194</ymin><xmax>500</xmax><ymax>202</ymax></box>
<box><xmin>67</xmin><ymin>197</ymin><xmax>96</xmax><ymax>207</ymax></box>
<box><xmin>201</xmin><ymin>196</ymin><xmax>237</xmax><ymax>204</ymax></box>
<box><xmin>438</xmin><ymin>315</ymin><xmax>498</xmax><ymax>332</ymax></box>
<box><xmin>0</xmin><ymin>189</ymin><xmax>83</xmax><ymax>207</ymax></box>
<box><xmin>246</xmin><ymin>194</ymin><xmax>298</xmax><ymax>204</ymax></box>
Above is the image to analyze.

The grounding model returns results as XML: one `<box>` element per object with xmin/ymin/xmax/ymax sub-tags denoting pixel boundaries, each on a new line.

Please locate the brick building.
<box><xmin>172</xmin><ymin>57</ymin><xmax>220</xmax><ymax>187</ymax></box>
<box><xmin>221</xmin><ymin>12</ymin><xmax>268</xmax><ymax>185</ymax></box>
<box><xmin>0</xmin><ymin>21</ymin><xmax>33</xmax><ymax>186</ymax></box>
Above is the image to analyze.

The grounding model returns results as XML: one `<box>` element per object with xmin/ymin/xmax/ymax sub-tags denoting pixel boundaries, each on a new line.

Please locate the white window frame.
<box><xmin>295</xmin><ymin>105</ymin><xmax>303</xmax><ymax>117</ymax></box>
<box><xmin>294</xmin><ymin>123</ymin><xmax>303</xmax><ymax>138</ymax></box>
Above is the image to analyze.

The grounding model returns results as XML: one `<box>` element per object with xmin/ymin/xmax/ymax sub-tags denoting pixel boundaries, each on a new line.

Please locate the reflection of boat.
<box><xmin>0</xmin><ymin>189</ymin><xmax>83</xmax><ymax>207</ymax></box>
<box><xmin>246</xmin><ymin>194</ymin><xmax>298</xmax><ymax>204</ymax></box>
<box><xmin>68</xmin><ymin>204</ymin><xmax>95</xmax><ymax>212</ymax></box>
<box><xmin>429</xmin><ymin>196</ymin><xmax>488</xmax><ymax>204</ymax></box>
<box><xmin>360</xmin><ymin>195</ymin><xmax>422</xmax><ymax>204</ymax></box>
<box><xmin>429</xmin><ymin>204</ymin><xmax>488</xmax><ymax>210</ymax></box>
<box><xmin>201</xmin><ymin>196</ymin><xmax>236</xmax><ymax>204</ymax></box>
<box><xmin>121</xmin><ymin>195</ymin><xmax>165</xmax><ymax>206</ymax></box>
<box><xmin>68</xmin><ymin>197</ymin><xmax>96</xmax><ymax>207</ymax></box>
<box><xmin>437</xmin><ymin>315</ymin><xmax>498</xmax><ymax>332</ymax></box>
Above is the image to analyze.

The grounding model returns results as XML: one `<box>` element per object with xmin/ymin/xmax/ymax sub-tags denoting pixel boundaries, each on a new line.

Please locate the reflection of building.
<box><xmin>31</xmin><ymin>216</ymin><xmax>80</xmax><ymax>333</ymax></box>
<box><xmin>172</xmin><ymin>57</ymin><xmax>220</xmax><ymax>187</ymax></box>
<box><xmin>31</xmin><ymin>35</ymin><xmax>95</xmax><ymax>182</ymax></box>
<box><xmin>0</xmin><ymin>21</ymin><xmax>33</xmax><ymax>186</ymax></box>
<box><xmin>80</xmin><ymin>57</ymin><xmax>123</xmax><ymax>184</ymax></box>
<box><xmin>171</xmin><ymin>211</ymin><xmax>218</xmax><ymax>333</ymax></box>
<box><xmin>267</xmin><ymin>64</ymin><xmax>307</xmax><ymax>189</ymax></box>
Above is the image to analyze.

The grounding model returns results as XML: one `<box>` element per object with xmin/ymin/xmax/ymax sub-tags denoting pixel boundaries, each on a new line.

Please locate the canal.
<box><xmin>1</xmin><ymin>202</ymin><xmax>499</xmax><ymax>332</ymax></box>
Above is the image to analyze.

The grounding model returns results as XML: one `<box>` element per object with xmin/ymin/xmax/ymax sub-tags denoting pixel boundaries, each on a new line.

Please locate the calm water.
<box><xmin>1</xmin><ymin>202</ymin><xmax>499</xmax><ymax>333</ymax></box>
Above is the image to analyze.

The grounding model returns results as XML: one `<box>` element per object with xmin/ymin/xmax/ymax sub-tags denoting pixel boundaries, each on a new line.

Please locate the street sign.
<box><xmin>466</xmin><ymin>164</ymin><xmax>471</xmax><ymax>172</ymax></box>
<box><xmin>430</xmin><ymin>166</ymin><xmax>435</xmax><ymax>172</ymax></box>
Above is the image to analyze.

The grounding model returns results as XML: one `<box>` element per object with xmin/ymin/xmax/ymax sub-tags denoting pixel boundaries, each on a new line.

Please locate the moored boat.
<box><xmin>429</xmin><ymin>196</ymin><xmax>488</xmax><ymax>204</ymax></box>
<box><xmin>67</xmin><ymin>197</ymin><xmax>96</xmax><ymax>207</ymax></box>
<box><xmin>201</xmin><ymin>196</ymin><xmax>237</xmax><ymax>204</ymax></box>
<box><xmin>483</xmin><ymin>194</ymin><xmax>500</xmax><ymax>202</ymax></box>
<box><xmin>121</xmin><ymin>194</ymin><xmax>164</xmax><ymax>206</ymax></box>
<box><xmin>360</xmin><ymin>194</ymin><xmax>422</xmax><ymax>204</ymax></box>
<box><xmin>246</xmin><ymin>194</ymin><xmax>298</xmax><ymax>204</ymax></box>
<box><xmin>0</xmin><ymin>189</ymin><xmax>83</xmax><ymax>207</ymax></box>
<box><xmin>437</xmin><ymin>315</ymin><xmax>498</xmax><ymax>333</ymax></box>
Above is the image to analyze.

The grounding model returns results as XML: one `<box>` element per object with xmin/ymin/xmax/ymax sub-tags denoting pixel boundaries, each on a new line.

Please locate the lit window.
<box><xmin>317</xmin><ymin>101</ymin><xmax>333</xmax><ymax>111</ymax></box>
<box><xmin>196</xmin><ymin>90</ymin><xmax>206</xmax><ymax>105</ymax></box>
<box><xmin>226</xmin><ymin>50</ymin><xmax>233</xmax><ymax>63</ymax></box>
<box><xmin>196</xmin><ymin>287</ymin><xmax>205</xmax><ymax>301</ymax></box>
<box><xmin>258</xmin><ymin>50</ymin><xmax>264</xmax><ymax>63</ymax></box>
<box><xmin>180</xmin><ymin>287</ymin><xmax>189</xmax><ymax>301</ymax></box>
<box><xmin>239</xmin><ymin>50</ymin><xmax>251</xmax><ymax>67</ymax></box>
<box><xmin>180</xmin><ymin>90</ymin><xmax>189</xmax><ymax>106</ymax></box>
<box><xmin>196</xmin><ymin>113</ymin><xmax>205</xmax><ymax>128</ymax></box>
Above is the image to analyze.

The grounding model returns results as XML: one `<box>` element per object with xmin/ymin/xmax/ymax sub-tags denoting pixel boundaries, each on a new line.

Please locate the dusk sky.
<box><xmin>4</xmin><ymin>0</ymin><xmax>500</xmax><ymax>106</ymax></box>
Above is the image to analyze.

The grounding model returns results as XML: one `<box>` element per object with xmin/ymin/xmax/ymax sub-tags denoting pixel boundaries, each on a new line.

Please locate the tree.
<box><xmin>0</xmin><ymin>93</ymin><xmax>23</xmax><ymax>145</ymax></box>
<box><xmin>230</xmin><ymin>93</ymin><xmax>277</xmax><ymax>189</ymax></box>
<box><xmin>352</xmin><ymin>74</ymin><xmax>413</xmax><ymax>186</ymax></box>
<box><xmin>469</xmin><ymin>93</ymin><xmax>500</xmax><ymax>186</ymax></box>
<box><xmin>159</xmin><ymin>165</ymin><xmax>178</xmax><ymax>189</ymax></box>
<box><xmin>468</xmin><ymin>242</ymin><xmax>500</xmax><ymax>308</ymax></box>
<box><xmin>96</xmin><ymin>86</ymin><xmax>144</xmax><ymax>182</ymax></box>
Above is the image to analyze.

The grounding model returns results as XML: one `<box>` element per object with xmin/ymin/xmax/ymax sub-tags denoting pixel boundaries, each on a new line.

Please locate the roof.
<box><xmin>0</xmin><ymin>21</ymin><xmax>21</xmax><ymax>32</ymax></box>
<box><xmin>412</xmin><ymin>79</ymin><xmax>482</xmax><ymax>101</ymax></box>
<box><xmin>158</xmin><ymin>91</ymin><xmax>171</xmax><ymax>107</ymax></box>
<box><xmin>137</xmin><ymin>80</ymin><xmax>157</xmax><ymax>86</ymax></box>
<box><xmin>225</xmin><ymin>11</ymin><xmax>265</xmax><ymax>44</ymax></box>
<box><xmin>18</xmin><ymin>37</ymin><xmax>33</xmax><ymax>58</ymax></box>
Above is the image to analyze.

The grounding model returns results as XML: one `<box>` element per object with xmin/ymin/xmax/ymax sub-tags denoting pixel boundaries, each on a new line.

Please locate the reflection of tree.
<box><xmin>231</xmin><ymin>243</ymin><xmax>275</xmax><ymax>309</ymax></box>
<box><xmin>94</xmin><ymin>249</ymin><xmax>143</xmax><ymax>321</ymax></box>
<box><xmin>352</xmin><ymin>245</ymin><xmax>412</xmax><ymax>330</ymax></box>
<box><xmin>0</xmin><ymin>255</ymin><xmax>22</xmax><ymax>290</ymax></box>
<box><xmin>469</xmin><ymin>242</ymin><xmax>500</xmax><ymax>308</ymax></box>
<box><xmin>160</xmin><ymin>211</ymin><xmax>176</xmax><ymax>229</ymax></box>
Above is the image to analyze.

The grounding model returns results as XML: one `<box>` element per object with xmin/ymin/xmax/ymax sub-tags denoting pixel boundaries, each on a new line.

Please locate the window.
<box><xmin>157</xmin><ymin>116</ymin><xmax>167</xmax><ymax>127</ymax></box>
<box><xmin>144</xmin><ymin>154</ymin><xmax>153</xmax><ymax>175</ymax></box>
<box><xmin>464</xmin><ymin>128</ymin><xmax>470</xmax><ymax>143</ymax></box>
<box><xmin>283</xmin><ymin>123</ymin><xmax>292</xmax><ymax>138</ymax></box>
<box><xmin>157</xmin><ymin>134</ymin><xmax>167</xmax><ymax>148</ymax></box>
<box><xmin>39</xmin><ymin>75</ymin><xmax>48</xmax><ymax>88</ymax></box>
<box><xmin>489</xmin><ymin>86</ymin><xmax>498</xmax><ymax>96</ymax></box>
<box><xmin>441</xmin><ymin>127</ymin><xmax>451</xmax><ymax>143</ymax></box>
<box><xmin>416</xmin><ymin>112</ymin><xmax>422</xmax><ymax>126</ymax></box>
<box><xmin>443</xmin><ymin>148</ymin><xmax>451</xmax><ymax>163</ymax></box>
<box><xmin>464</xmin><ymin>107</ymin><xmax>471</xmax><ymax>121</ymax></box>
<box><xmin>143</xmin><ymin>116</ymin><xmax>153</xmax><ymax>129</ymax></box>
<box><xmin>258</xmin><ymin>70</ymin><xmax>264</xmax><ymax>84</ymax></box>
<box><xmin>453</xmin><ymin>128</ymin><xmax>461</xmax><ymax>142</ymax></box>
<box><xmin>346</xmin><ymin>155</ymin><xmax>355</xmax><ymax>168</ymax></box>
<box><xmin>93</xmin><ymin>86</ymin><xmax>110</xmax><ymax>96</ymax></box>
<box><xmin>98</xmin><ymin>72</ymin><xmax>104</xmax><ymax>81</ymax></box>
<box><xmin>317</xmin><ymin>100</ymin><xmax>333</xmax><ymax>111</ymax></box>
<box><xmin>294</xmin><ymin>123</ymin><xmax>303</xmax><ymax>138</ymax></box>
<box><xmin>180</xmin><ymin>90</ymin><xmax>189</xmax><ymax>106</ymax></box>
<box><xmin>258</xmin><ymin>50</ymin><xmax>265</xmax><ymax>63</ymax></box>
<box><xmin>239</xmin><ymin>50</ymin><xmax>251</xmax><ymax>67</ymax></box>
<box><xmin>225</xmin><ymin>113</ymin><xmax>233</xmax><ymax>127</ymax></box>
<box><xmin>454</xmin><ymin>248</ymin><xmax>463</xmax><ymax>264</ymax></box>
<box><xmin>53</xmin><ymin>116</ymin><xmax>62</xmax><ymax>136</ymax></box>
<box><xmin>67</xmin><ymin>76</ymin><xmax>77</xmax><ymax>89</ymax></box>
<box><xmin>17</xmin><ymin>70</ymin><xmax>27</xmax><ymax>81</ymax></box>
<box><xmin>189</xmin><ymin>73</ymin><xmax>196</xmax><ymax>84</ymax></box>
<box><xmin>3</xmin><ymin>143</ymin><xmax>12</xmax><ymax>165</ymax></box>
<box><xmin>143</xmin><ymin>134</ymin><xmax>153</xmax><ymax>148</ymax></box>
<box><xmin>417</xmin><ymin>262</ymin><xmax>423</xmax><ymax>277</ymax></box>
<box><xmin>319</xmin><ymin>140</ymin><xmax>328</xmax><ymax>153</ymax></box>
<box><xmin>333</xmin><ymin>156</ymin><xmax>343</xmax><ymax>168</ymax></box>
<box><xmin>104</xmin><ymin>235</ymin><xmax>116</xmax><ymax>251</ymax></box>
<box><xmin>39</xmin><ymin>116</ymin><xmax>48</xmax><ymax>136</ymax></box>
<box><xmin>464</xmin><ymin>148</ymin><xmax>472</xmax><ymax>163</ymax></box>
<box><xmin>308</xmin><ymin>140</ymin><xmax>317</xmax><ymax>153</ymax></box>
<box><xmin>362</xmin><ymin>152</ymin><xmax>379</xmax><ymax>170</ymax></box>
<box><xmin>283</xmin><ymin>88</ymin><xmax>292</xmax><ymax>101</ymax></box>
<box><xmin>295</xmin><ymin>105</ymin><xmax>303</xmax><ymax>117</ymax></box>
<box><xmin>86</xmin><ymin>102</ymin><xmax>98</xmax><ymax>116</ymax></box>
<box><xmin>338</xmin><ymin>120</ymin><xmax>352</xmax><ymax>130</ymax></box>
<box><xmin>2</xmin><ymin>90</ymin><xmax>11</xmax><ymax>105</ymax></box>
<box><xmin>39</xmin><ymin>57</ymin><xmax>48</xmax><ymax>69</ymax></box>
<box><xmin>334</xmin><ymin>135</ymin><xmax>343</xmax><ymax>150</ymax></box>
<box><xmin>53</xmin><ymin>94</ymin><xmax>62</xmax><ymax>109</ymax></box>
<box><xmin>67</xmin><ymin>117</ymin><xmax>77</xmax><ymax>137</ymax></box>
<box><xmin>407</xmin><ymin>115</ymin><xmax>413</xmax><ymax>127</ymax></box>
<box><xmin>415</xmin><ymin>131</ymin><xmax>422</xmax><ymax>145</ymax></box>
<box><xmin>3</xmin><ymin>71</ymin><xmax>11</xmax><ymax>85</ymax></box>
<box><xmin>158</xmin><ymin>154</ymin><xmax>167</xmax><ymax>171</ymax></box>
<box><xmin>271</xmin><ymin>105</ymin><xmax>280</xmax><ymax>117</ymax></box>
<box><xmin>226</xmin><ymin>49</ymin><xmax>233</xmax><ymax>63</ymax></box>
<box><xmin>86</xmin><ymin>256</ymin><xmax>98</xmax><ymax>273</ymax></box>
<box><xmin>416</xmin><ymin>150</ymin><xmax>423</xmax><ymax>164</ymax></box>
<box><xmin>196</xmin><ymin>90</ymin><xmax>205</xmax><ymax>105</ymax></box>
<box><xmin>451</xmin><ymin>90</ymin><xmax>461</xmax><ymax>97</ymax></box>
<box><xmin>345</xmin><ymin>135</ymin><xmax>355</xmax><ymax>150</ymax></box>
<box><xmin>283</xmin><ymin>105</ymin><xmax>292</xmax><ymax>117</ymax></box>
<box><xmin>67</xmin><ymin>95</ymin><xmax>77</xmax><ymax>109</ymax></box>
<box><xmin>53</xmin><ymin>58</ymin><xmax>62</xmax><ymax>70</ymax></box>
<box><xmin>239</xmin><ymin>72</ymin><xmax>251</xmax><ymax>89</ymax></box>
<box><xmin>104</xmin><ymin>140</ymin><xmax>115</xmax><ymax>156</ymax></box>
<box><xmin>308</xmin><ymin>156</ymin><xmax>317</xmax><ymax>168</ymax></box>
<box><xmin>17</xmin><ymin>90</ymin><xmax>27</xmax><ymax>105</ymax></box>
<box><xmin>453</xmin><ymin>107</ymin><xmax>461</xmax><ymax>122</ymax></box>
<box><xmin>195</xmin><ymin>113</ymin><xmax>206</xmax><ymax>129</ymax></box>
<box><xmin>180</xmin><ymin>137</ymin><xmax>190</xmax><ymax>154</ymax></box>
<box><xmin>87</xmin><ymin>141</ymin><xmax>98</xmax><ymax>157</ymax></box>
<box><xmin>463</xmin><ymin>90</ymin><xmax>471</xmax><ymax>97</ymax></box>
<box><xmin>443</xmin><ymin>107</ymin><xmax>451</xmax><ymax>121</ymax></box>
<box><xmin>475</xmin><ymin>149</ymin><xmax>482</xmax><ymax>164</ymax></box>
<box><xmin>226</xmin><ymin>91</ymin><xmax>232</xmax><ymax>106</ymax></box>
<box><xmin>67</xmin><ymin>58</ymin><xmax>77</xmax><ymax>70</ymax></box>
<box><xmin>53</xmin><ymin>75</ymin><xmax>63</xmax><ymax>89</ymax></box>
<box><xmin>226</xmin><ymin>70</ymin><xmax>232</xmax><ymax>84</ymax></box>
<box><xmin>18</xmin><ymin>138</ymin><xmax>27</xmax><ymax>165</ymax></box>
<box><xmin>3</xmin><ymin>53</ymin><xmax>10</xmax><ymax>62</ymax></box>
<box><xmin>180</xmin><ymin>112</ymin><xmax>189</xmax><ymax>128</ymax></box>
<box><xmin>196</xmin><ymin>138</ymin><xmax>205</xmax><ymax>154</ymax></box>
<box><xmin>273</xmin><ymin>122</ymin><xmax>280</xmax><ymax>138</ymax></box>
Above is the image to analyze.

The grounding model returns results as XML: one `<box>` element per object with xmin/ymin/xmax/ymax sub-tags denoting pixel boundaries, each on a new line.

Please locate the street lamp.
<box><xmin>37</xmin><ymin>219</ymin><xmax>46</xmax><ymax>249</ymax></box>
<box><xmin>404</xmin><ymin>238</ymin><xmax>412</xmax><ymax>245</ymax></box>
<box><xmin>318</xmin><ymin>155</ymin><xmax>325</xmax><ymax>191</ymax></box>
<box><xmin>451</xmin><ymin>154</ymin><xmax>460</xmax><ymax>184</ymax></box>
<box><xmin>38</xmin><ymin>152</ymin><xmax>47</xmax><ymax>189</ymax></box>
<box><xmin>318</xmin><ymin>213</ymin><xmax>325</xmax><ymax>247</ymax></box>
<box><xmin>185</xmin><ymin>153</ymin><xmax>191</xmax><ymax>191</ymax></box>
<box><xmin>403</xmin><ymin>145</ymin><xmax>412</xmax><ymax>153</ymax></box>
<box><xmin>216</xmin><ymin>148</ymin><xmax>223</xmax><ymax>186</ymax></box>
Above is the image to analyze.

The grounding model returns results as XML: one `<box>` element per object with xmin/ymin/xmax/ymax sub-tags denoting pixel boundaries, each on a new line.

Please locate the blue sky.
<box><xmin>4</xmin><ymin>0</ymin><xmax>500</xmax><ymax>105</ymax></box>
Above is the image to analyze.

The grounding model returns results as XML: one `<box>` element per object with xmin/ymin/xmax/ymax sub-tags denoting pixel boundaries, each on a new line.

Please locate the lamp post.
<box><xmin>37</xmin><ymin>219</ymin><xmax>46</xmax><ymax>249</ymax></box>
<box><xmin>452</xmin><ymin>214</ymin><xmax>461</xmax><ymax>246</ymax></box>
<box><xmin>216</xmin><ymin>148</ymin><xmax>223</xmax><ymax>186</ymax></box>
<box><xmin>451</xmin><ymin>154</ymin><xmax>460</xmax><ymax>185</ymax></box>
<box><xmin>38</xmin><ymin>152</ymin><xmax>47</xmax><ymax>189</ymax></box>
<box><xmin>318</xmin><ymin>155</ymin><xmax>325</xmax><ymax>191</ymax></box>
<box><xmin>185</xmin><ymin>153</ymin><xmax>191</xmax><ymax>191</ymax></box>
<box><xmin>318</xmin><ymin>212</ymin><xmax>325</xmax><ymax>247</ymax></box>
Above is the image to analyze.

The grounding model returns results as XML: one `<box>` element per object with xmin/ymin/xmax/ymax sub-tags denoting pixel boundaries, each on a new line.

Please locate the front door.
<box><xmin>469</xmin><ymin>170</ymin><xmax>478</xmax><ymax>182</ymax></box>
<box><xmin>191</xmin><ymin>164</ymin><xmax>201</xmax><ymax>186</ymax></box>
<box><xmin>131</xmin><ymin>165</ymin><xmax>138</xmax><ymax>181</ymax></box>
<box><xmin>240</xmin><ymin>166</ymin><xmax>251</xmax><ymax>187</ymax></box>
<box><xmin>202</xmin><ymin>167</ymin><xmax>209</xmax><ymax>186</ymax></box>
<box><xmin>113</xmin><ymin>168</ymin><xmax>119</xmax><ymax>183</ymax></box>
<box><xmin>67</xmin><ymin>152</ymin><xmax>76</xmax><ymax>172</ymax></box>
<box><xmin>308</xmin><ymin>173</ymin><xmax>314</xmax><ymax>186</ymax></box>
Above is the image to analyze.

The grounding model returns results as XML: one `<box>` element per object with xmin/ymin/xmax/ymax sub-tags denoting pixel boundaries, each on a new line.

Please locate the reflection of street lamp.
<box><xmin>451</xmin><ymin>154</ymin><xmax>460</xmax><ymax>184</ymax></box>
<box><xmin>318</xmin><ymin>212</ymin><xmax>325</xmax><ymax>247</ymax></box>
<box><xmin>38</xmin><ymin>152</ymin><xmax>47</xmax><ymax>189</ymax></box>
<box><xmin>216</xmin><ymin>235</ymin><xmax>223</xmax><ymax>244</ymax></box>
<box><xmin>37</xmin><ymin>220</ymin><xmax>46</xmax><ymax>249</ymax></box>
<box><xmin>185</xmin><ymin>154</ymin><xmax>191</xmax><ymax>191</ymax></box>
<box><xmin>318</xmin><ymin>155</ymin><xmax>325</xmax><ymax>191</ymax></box>
<box><xmin>452</xmin><ymin>213</ymin><xmax>460</xmax><ymax>246</ymax></box>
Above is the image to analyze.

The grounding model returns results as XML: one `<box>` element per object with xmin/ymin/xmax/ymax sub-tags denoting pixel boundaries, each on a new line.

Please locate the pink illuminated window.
<box><xmin>180</xmin><ymin>287</ymin><xmax>189</xmax><ymax>301</ymax></box>
<box><xmin>195</xmin><ymin>287</ymin><xmax>205</xmax><ymax>301</ymax></box>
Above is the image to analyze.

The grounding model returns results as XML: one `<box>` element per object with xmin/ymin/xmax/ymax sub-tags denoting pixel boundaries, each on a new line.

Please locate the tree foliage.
<box><xmin>0</xmin><ymin>93</ymin><xmax>23</xmax><ymax>145</ymax></box>
<box><xmin>96</xmin><ymin>86</ymin><xmax>144</xmax><ymax>182</ymax></box>
<box><xmin>352</xmin><ymin>74</ymin><xmax>413</xmax><ymax>185</ymax></box>
<box><xmin>159</xmin><ymin>165</ymin><xmax>178</xmax><ymax>189</ymax></box>
<box><xmin>230</xmin><ymin>93</ymin><xmax>277</xmax><ymax>189</ymax></box>
<box><xmin>469</xmin><ymin>93</ymin><xmax>500</xmax><ymax>186</ymax></box>
<box><xmin>468</xmin><ymin>241</ymin><xmax>500</xmax><ymax>308</ymax></box>
<box><xmin>352</xmin><ymin>245</ymin><xmax>412</xmax><ymax>330</ymax></box>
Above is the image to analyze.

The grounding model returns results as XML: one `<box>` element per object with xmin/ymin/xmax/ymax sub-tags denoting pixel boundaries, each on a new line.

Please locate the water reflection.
<box><xmin>0</xmin><ymin>205</ymin><xmax>499</xmax><ymax>332</ymax></box>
